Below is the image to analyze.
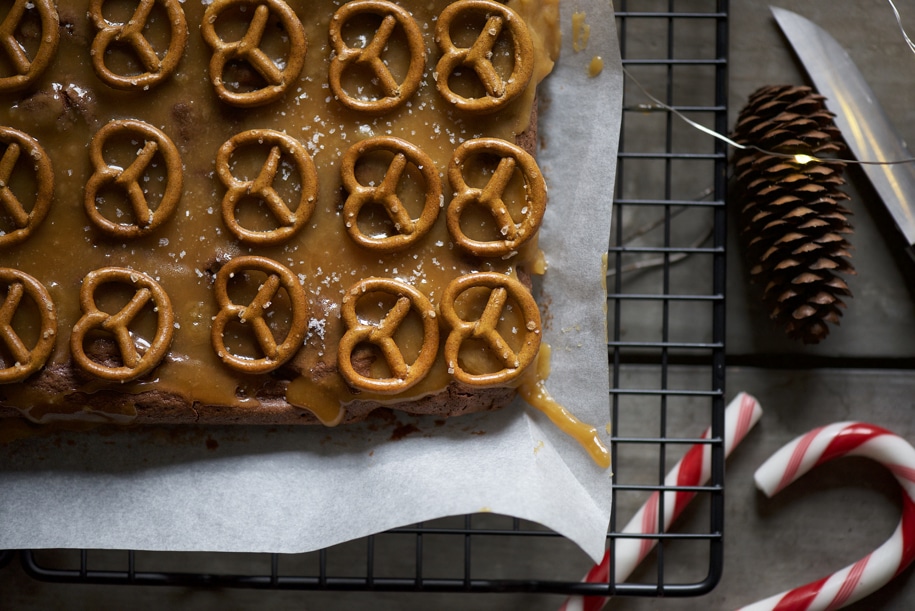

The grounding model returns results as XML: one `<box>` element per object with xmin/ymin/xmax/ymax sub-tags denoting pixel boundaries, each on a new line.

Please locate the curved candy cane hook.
<box><xmin>738</xmin><ymin>422</ymin><xmax>915</xmax><ymax>611</ymax></box>
<box><xmin>560</xmin><ymin>392</ymin><xmax>763</xmax><ymax>611</ymax></box>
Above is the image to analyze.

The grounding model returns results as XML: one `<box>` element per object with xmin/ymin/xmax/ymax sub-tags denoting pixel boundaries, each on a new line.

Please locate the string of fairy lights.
<box><xmin>624</xmin><ymin>0</ymin><xmax>915</xmax><ymax>168</ymax></box>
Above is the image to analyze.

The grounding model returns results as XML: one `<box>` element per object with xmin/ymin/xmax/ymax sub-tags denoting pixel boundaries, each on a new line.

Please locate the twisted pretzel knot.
<box><xmin>447</xmin><ymin>138</ymin><xmax>546</xmax><ymax>257</ymax></box>
<box><xmin>0</xmin><ymin>0</ymin><xmax>59</xmax><ymax>92</ymax></box>
<box><xmin>434</xmin><ymin>0</ymin><xmax>534</xmax><ymax>114</ymax></box>
<box><xmin>338</xmin><ymin>277</ymin><xmax>438</xmax><ymax>394</ymax></box>
<box><xmin>340</xmin><ymin>136</ymin><xmax>441</xmax><ymax>252</ymax></box>
<box><xmin>211</xmin><ymin>256</ymin><xmax>308</xmax><ymax>373</ymax></box>
<box><xmin>216</xmin><ymin>129</ymin><xmax>318</xmax><ymax>245</ymax></box>
<box><xmin>84</xmin><ymin>119</ymin><xmax>183</xmax><ymax>239</ymax></box>
<box><xmin>0</xmin><ymin>127</ymin><xmax>53</xmax><ymax>249</ymax></box>
<box><xmin>70</xmin><ymin>267</ymin><xmax>175</xmax><ymax>382</ymax></box>
<box><xmin>88</xmin><ymin>0</ymin><xmax>188</xmax><ymax>90</ymax></box>
<box><xmin>0</xmin><ymin>268</ymin><xmax>57</xmax><ymax>384</ymax></box>
<box><xmin>440</xmin><ymin>272</ymin><xmax>540</xmax><ymax>387</ymax></box>
<box><xmin>329</xmin><ymin>0</ymin><xmax>425</xmax><ymax>114</ymax></box>
<box><xmin>201</xmin><ymin>0</ymin><xmax>306</xmax><ymax>107</ymax></box>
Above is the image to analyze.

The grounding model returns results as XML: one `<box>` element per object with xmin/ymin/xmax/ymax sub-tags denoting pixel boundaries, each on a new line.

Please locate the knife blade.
<box><xmin>772</xmin><ymin>6</ymin><xmax>915</xmax><ymax>259</ymax></box>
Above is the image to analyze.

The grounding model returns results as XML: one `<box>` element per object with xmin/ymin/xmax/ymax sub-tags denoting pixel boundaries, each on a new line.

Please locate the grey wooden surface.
<box><xmin>5</xmin><ymin>1</ymin><xmax>915</xmax><ymax>609</ymax></box>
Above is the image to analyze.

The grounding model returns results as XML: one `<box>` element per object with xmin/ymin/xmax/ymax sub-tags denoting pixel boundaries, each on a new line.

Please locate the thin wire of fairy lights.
<box><xmin>624</xmin><ymin>0</ymin><xmax>915</xmax><ymax>167</ymax></box>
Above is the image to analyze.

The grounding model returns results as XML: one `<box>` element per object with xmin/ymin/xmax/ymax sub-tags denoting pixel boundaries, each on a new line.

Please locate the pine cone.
<box><xmin>731</xmin><ymin>84</ymin><xmax>855</xmax><ymax>344</ymax></box>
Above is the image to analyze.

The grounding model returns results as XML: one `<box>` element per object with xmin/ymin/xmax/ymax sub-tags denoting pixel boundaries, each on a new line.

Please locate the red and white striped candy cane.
<box><xmin>560</xmin><ymin>392</ymin><xmax>763</xmax><ymax>611</ymax></box>
<box><xmin>738</xmin><ymin>421</ymin><xmax>915</xmax><ymax>611</ymax></box>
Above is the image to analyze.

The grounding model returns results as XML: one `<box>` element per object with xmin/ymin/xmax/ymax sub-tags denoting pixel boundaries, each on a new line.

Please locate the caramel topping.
<box><xmin>201</xmin><ymin>0</ymin><xmax>307</xmax><ymax>108</ymax></box>
<box><xmin>0</xmin><ymin>0</ymin><xmax>59</xmax><ymax>93</ymax></box>
<box><xmin>85</xmin><ymin>119</ymin><xmax>183</xmax><ymax>238</ymax></box>
<box><xmin>211</xmin><ymin>255</ymin><xmax>308</xmax><ymax>374</ymax></box>
<box><xmin>0</xmin><ymin>0</ymin><xmax>561</xmax><ymax>423</ymax></box>
<box><xmin>435</xmin><ymin>0</ymin><xmax>534</xmax><ymax>114</ymax></box>
<box><xmin>338</xmin><ymin>277</ymin><xmax>439</xmax><ymax>394</ymax></box>
<box><xmin>341</xmin><ymin>136</ymin><xmax>442</xmax><ymax>253</ymax></box>
<box><xmin>329</xmin><ymin>0</ymin><xmax>426</xmax><ymax>114</ymax></box>
<box><xmin>447</xmin><ymin>137</ymin><xmax>546</xmax><ymax>258</ymax></box>
<box><xmin>88</xmin><ymin>0</ymin><xmax>189</xmax><ymax>91</ymax></box>
<box><xmin>518</xmin><ymin>346</ymin><xmax>611</xmax><ymax>469</ymax></box>
<box><xmin>216</xmin><ymin>129</ymin><xmax>318</xmax><ymax>245</ymax></box>
<box><xmin>0</xmin><ymin>268</ymin><xmax>57</xmax><ymax>384</ymax></box>
<box><xmin>0</xmin><ymin>126</ymin><xmax>53</xmax><ymax>248</ymax></box>
<box><xmin>440</xmin><ymin>272</ymin><xmax>540</xmax><ymax>388</ymax></box>
<box><xmin>70</xmin><ymin>267</ymin><xmax>175</xmax><ymax>382</ymax></box>
<box><xmin>571</xmin><ymin>11</ymin><xmax>590</xmax><ymax>53</ymax></box>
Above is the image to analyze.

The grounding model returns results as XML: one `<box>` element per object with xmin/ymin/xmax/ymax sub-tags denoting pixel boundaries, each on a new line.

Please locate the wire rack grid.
<box><xmin>5</xmin><ymin>0</ymin><xmax>729</xmax><ymax>599</ymax></box>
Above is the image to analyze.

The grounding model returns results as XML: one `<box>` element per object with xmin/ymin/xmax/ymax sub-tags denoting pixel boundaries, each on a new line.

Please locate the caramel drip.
<box><xmin>14</xmin><ymin>400</ymin><xmax>138</xmax><ymax>425</ymax></box>
<box><xmin>571</xmin><ymin>12</ymin><xmax>591</xmax><ymax>53</ymax></box>
<box><xmin>518</xmin><ymin>345</ymin><xmax>611</xmax><ymax>469</ymax></box>
<box><xmin>286</xmin><ymin>375</ymin><xmax>345</xmax><ymax>427</ymax></box>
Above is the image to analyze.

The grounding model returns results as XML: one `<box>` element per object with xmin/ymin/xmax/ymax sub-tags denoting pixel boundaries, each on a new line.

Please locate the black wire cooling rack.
<box><xmin>4</xmin><ymin>0</ymin><xmax>728</xmax><ymax>599</ymax></box>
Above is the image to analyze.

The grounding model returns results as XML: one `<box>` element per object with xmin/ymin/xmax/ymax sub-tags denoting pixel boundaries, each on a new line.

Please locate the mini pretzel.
<box><xmin>89</xmin><ymin>0</ymin><xmax>188</xmax><ymax>90</ymax></box>
<box><xmin>201</xmin><ymin>0</ymin><xmax>306</xmax><ymax>107</ymax></box>
<box><xmin>0</xmin><ymin>127</ymin><xmax>53</xmax><ymax>249</ymax></box>
<box><xmin>216</xmin><ymin>129</ymin><xmax>317</xmax><ymax>245</ymax></box>
<box><xmin>338</xmin><ymin>277</ymin><xmax>438</xmax><ymax>394</ymax></box>
<box><xmin>0</xmin><ymin>0</ymin><xmax>59</xmax><ymax>92</ymax></box>
<box><xmin>434</xmin><ymin>0</ymin><xmax>534</xmax><ymax>114</ymax></box>
<box><xmin>0</xmin><ymin>268</ymin><xmax>57</xmax><ymax>384</ymax></box>
<box><xmin>440</xmin><ymin>272</ymin><xmax>540</xmax><ymax>387</ymax></box>
<box><xmin>71</xmin><ymin>267</ymin><xmax>175</xmax><ymax>382</ymax></box>
<box><xmin>211</xmin><ymin>256</ymin><xmax>307</xmax><ymax>373</ymax></box>
<box><xmin>340</xmin><ymin>136</ymin><xmax>441</xmax><ymax>252</ymax></box>
<box><xmin>447</xmin><ymin>138</ymin><xmax>546</xmax><ymax>257</ymax></box>
<box><xmin>84</xmin><ymin>119</ymin><xmax>183</xmax><ymax>239</ymax></box>
<box><xmin>329</xmin><ymin>0</ymin><xmax>425</xmax><ymax>114</ymax></box>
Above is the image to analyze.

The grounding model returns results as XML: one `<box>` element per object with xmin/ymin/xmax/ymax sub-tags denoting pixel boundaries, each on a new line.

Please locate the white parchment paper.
<box><xmin>0</xmin><ymin>2</ymin><xmax>622</xmax><ymax>564</ymax></box>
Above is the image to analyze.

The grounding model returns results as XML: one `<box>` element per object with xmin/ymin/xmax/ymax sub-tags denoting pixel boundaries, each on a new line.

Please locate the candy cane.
<box><xmin>560</xmin><ymin>392</ymin><xmax>763</xmax><ymax>611</ymax></box>
<box><xmin>737</xmin><ymin>422</ymin><xmax>915</xmax><ymax>611</ymax></box>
